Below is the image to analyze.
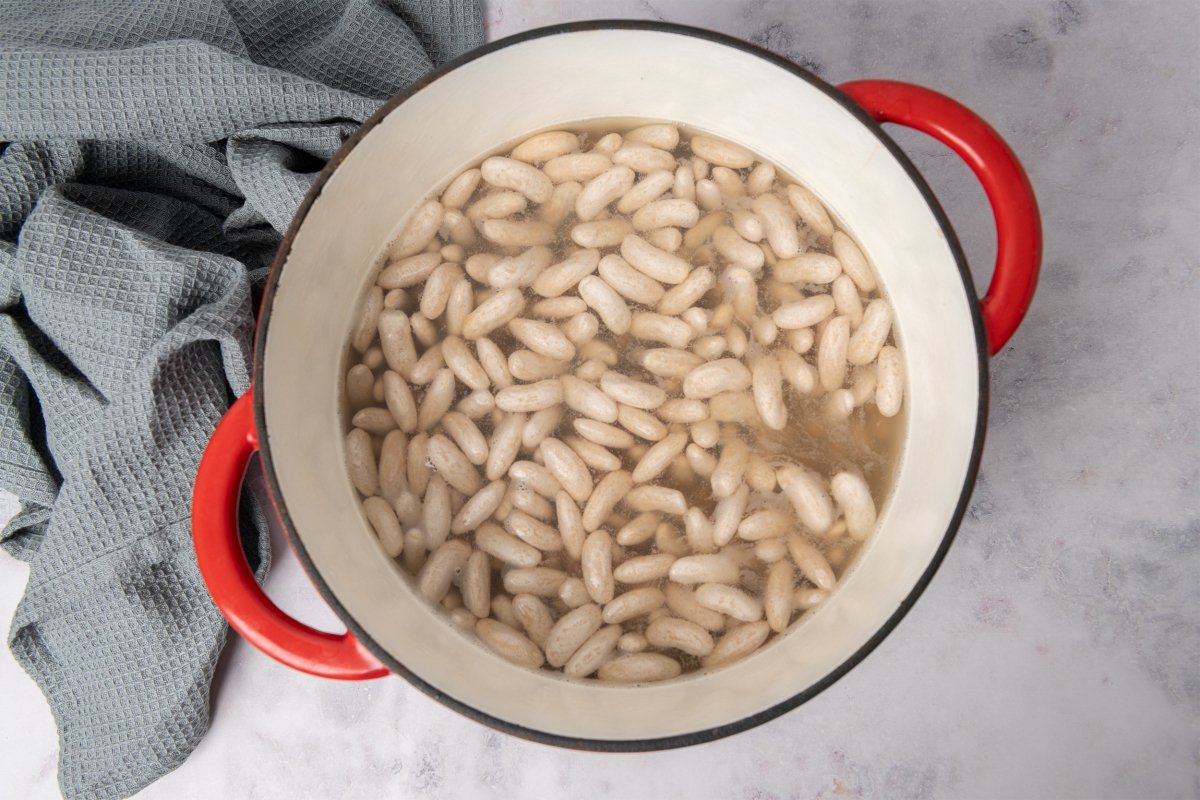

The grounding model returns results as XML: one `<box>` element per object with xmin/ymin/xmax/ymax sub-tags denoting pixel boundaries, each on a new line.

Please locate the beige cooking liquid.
<box><xmin>347</xmin><ymin>119</ymin><xmax>906</xmax><ymax>675</ymax></box>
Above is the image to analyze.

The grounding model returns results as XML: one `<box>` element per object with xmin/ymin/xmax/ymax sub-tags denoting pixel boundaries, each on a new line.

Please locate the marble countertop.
<box><xmin>2</xmin><ymin>1</ymin><xmax>1197</xmax><ymax>797</ymax></box>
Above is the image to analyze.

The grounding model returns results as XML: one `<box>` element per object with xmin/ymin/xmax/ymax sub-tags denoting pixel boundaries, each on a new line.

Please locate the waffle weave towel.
<box><xmin>0</xmin><ymin>2</ymin><xmax>483</xmax><ymax>796</ymax></box>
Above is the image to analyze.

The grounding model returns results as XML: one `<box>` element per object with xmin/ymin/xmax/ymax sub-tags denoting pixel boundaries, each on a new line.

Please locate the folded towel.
<box><xmin>0</xmin><ymin>2</ymin><xmax>484</xmax><ymax>796</ymax></box>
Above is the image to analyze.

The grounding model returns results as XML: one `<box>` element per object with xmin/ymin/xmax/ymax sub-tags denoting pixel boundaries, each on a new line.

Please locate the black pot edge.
<box><xmin>251</xmin><ymin>19</ymin><xmax>990</xmax><ymax>752</ymax></box>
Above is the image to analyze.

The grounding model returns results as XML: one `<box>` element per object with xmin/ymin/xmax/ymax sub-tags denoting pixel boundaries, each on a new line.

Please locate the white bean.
<box><xmin>847</xmin><ymin>299</ymin><xmax>892</xmax><ymax>365</ymax></box>
<box><xmin>668</xmin><ymin>554</ymin><xmax>739</xmax><ymax>584</ymax></box>
<box><xmin>561</xmin><ymin>438</ymin><xmax>619</xmax><ymax>474</ymax></box>
<box><xmin>818</xmin><ymin>316</ymin><xmax>851</xmax><ymax>391</ymax></box>
<box><xmin>600</xmin><ymin>370</ymin><xmax>667</xmax><ymax>410</ymax></box>
<box><xmin>406</xmin><ymin>432</ymin><xmax>430</xmax><ymax>496</ymax></box>
<box><xmin>612</xmin><ymin>554</ymin><xmax>677</xmax><ymax>585</ymax></box>
<box><xmin>617</xmin><ymin>170</ymin><xmax>675</xmax><ymax>214</ymax></box>
<box><xmin>558</xmin><ymin>577</ymin><xmax>591</xmax><ymax>609</ymax></box>
<box><xmin>544</xmin><ymin>603</ymin><xmax>603</xmax><ymax>667</ymax></box>
<box><xmin>710</xmin><ymin>438</ymin><xmax>749</xmax><ymax>499</ymax></box>
<box><xmin>476</xmin><ymin>522</ymin><xmax>539</xmax><ymax>568</ymax></box>
<box><xmin>487</xmin><ymin>246</ymin><xmax>553</xmax><ymax>290</ymax></box>
<box><xmin>421</xmin><ymin>482</ymin><xmax>457</xmax><ymax>540</ymax></box>
<box><xmin>536</xmin><ymin>183</ymin><xmax>580</xmax><ymax>230</ymax></box>
<box><xmin>711</xmin><ymin>482</ymin><xmax>750</xmax><ymax>547</ymax></box>
<box><xmin>738</xmin><ymin>509</ymin><xmax>792</xmax><ymax>541</ymax></box>
<box><xmin>476</xmin><ymin>619</ymin><xmax>545</xmax><ymax>669</ymax></box>
<box><xmin>578</xmin><ymin>275</ymin><xmax>632</xmax><ymax>335</ymax></box>
<box><xmin>389</xmin><ymin>200</ymin><xmax>443</xmax><ymax>259</ymax></box>
<box><xmin>646</xmin><ymin>226</ymin><xmax>683</xmax><ymax>252</ymax></box>
<box><xmin>751</xmin><ymin>193</ymin><xmax>800</xmax><ymax>259</ymax></box>
<box><xmin>690</xmin><ymin>418</ymin><xmax>721</xmax><ymax>448</ymax></box>
<box><xmin>561</xmin><ymin>312</ymin><xmax>600</xmax><ymax>347</ymax></box>
<box><xmin>462</xmin><ymin>288</ymin><xmax>525</xmax><ymax>340</ymax></box>
<box><xmin>611</xmin><ymin>142</ymin><xmax>676</xmax><ymax>174</ymax></box>
<box><xmin>481</xmin><ymin>218</ymin><xmax>554</xmax><ymax>248</ymax></box>
<box><xmin>561</xmin><ymin>374</ymin><xmax>619</xmax><ymax>423</ymax></box>
<box><xmin>776</xmin><ymin>463</ymin><xmax>835</xmax><ymax>535</ymax></box>
<box><xmin>711</xmin><ymin>166</ymin><xmax>745</xmax><ymax>199</ymax></box>
<box><xmin>702</xmin><ymin>620</ymin><xmax>770</xmax><ymax>668</ymax></box>
<box><xmin>620</xmin><ymin>234</ymin><xmax>690</xmax><ymax>284</ymax></box>
<box><xmin>746</xmin><ymin>162</ymin><xmax>775</xmax><ymax>195</ymax></box>
<box><xmin>665</xmin><ymin>583</ymin><xmax>726</xmax><ymax>632</ymax></box>
<box><xmin>786</xmin><ymin>183</ymin><xmax>835</xmax><ymax>239</ymax></box>
<box><xmin>484</xmin><ymin>412</ymin><xmax>525</xmax><ymax>481</ymax></box>
<box><xmin>503</xmin><ymin>567</ymin><xmax>568</xmax><ymax>597</ymax></box>
<box><xmin>603</xmin><ymin>587</ymin><xmax>666</xmax><ymax>624</ymax></box>
<box><xmin>440</xmin><ymin>336</ymin><xmax>489</xmax><ymax>391</ymax></box>
<box><xmin>625</xmin><ymin>123</ymin><xmax>679</xmax><ymax>149</ymax></box>
<box><xmin>582</xmin><ymin>470</ymin><xmax>633</xmax><ymax>531</ymax></box>
<box><xmin>682</xmin><ymin>210</ymin><xmax>725</xmax><ymax>250</ymax></box>
<box><xmin>441</xmin><ymin>169</ymin><xmax>481</xmax><ymax>209</ymax></box>
<box><xmin>576</xmin><ymin>165</ymin><xmax>636</xmax><ymax>221</ymax></box>
<box><xmin>831</xmin><ymin>471</ymin><xmax>877</xmax><ymax>540</ymax></box>
<box><xmin>416</xmin><ymin>539</ymin><xmax>471</xmax><ymax>602</ymax></box>
<box><xmin>504</xmin><ymin>509</ymin><xmax>563</xmax><ymax>552</ymax></box>
<box><xmin>377</xmin><ymin>311</ymin><xmax>417</xmax><ymax>378</ymax></box>
<box><xmin>401</xmin><ymin>526</ymin><xmax>427</xmax><ymax>572</ymax></box>
<box><xmin>512</xmin><ymin>593</ymin><xmax>555</xmax><ymax>646</ymax></box>
<box><xmin>785</xmin><ymin>327</ymin><xmax>815</xmax><ymax>355</ymax></box>
<box><xmin>755</xmin><ymin>537</ymin><xmax>789</xmax><ymax>563</ymax></box>
<box><xmin>630</xmin><ymin>312</ymin><xmax>694</xmax><ymax>349</ymax></box>
<box><xmin>451</xmin><ymin>480</ymin><xmax>507</xmax><ymax>535</ymax></box>
<box><xmin>531</xmin><ymin>296</ymin><xmax>587</xmax><ymax>320</ymax></box>
<box><xmin>646</xmin><ymin>616</ymin><xmax>715</xmax><ymax>657</ymax></box>
<box><xmin>614</xmin><ymin>512</ymin><xmax>661</xmax><ymax>547</ymax></box>
<box><xmin>875</xmin><ymin>345</ymin><xmax>904</xmax><ymax>417</ymax></box>
<box><xmin>695</xmin><ymin>583</ymin><xmax>763</xmax><ymax>622</ymax></box>
<box><xmin>416</xmin><ymin>368</ymin><xmax>455</xmax><ymax>432</ymax></box>
<box><xmin>625</xmin><ymin>485</ymin><xmax>686</xmax><ymax>516</ymax></box>
<box><xmin>495</xmin><ymin>379</ymin><xmax>563</xmax><ymax>413</ymax></box>
<box><xmin>441</xmin><ymin>411</ymin><xmax>488</xmax><ymax>466</ymax></box>
<box><xmin>564</xmin><ymin>625</ymin><xmax>623</xmax><ymax>678</ymax></box>
<box><xmin>656</xmin><ymin>268</ymin><xmax>714</xmax><ymax>318</ymax></box>
<box><xmin>631</xmin><ymin>198</ymin><xmax>700</xmax><ymax>231</ymax></box>
<box><xmin>714</xmin><ymin>226</ymin><xmax>765</xmax><ymax>270</ymax></box>
<box><xmin>544</xmin><ymin>153</ymin><xmax>612</xmax><ymax>184</ymax></box>
<box><xmin>773</xmin><ymin>295</ymin><xmax>836</xmax><ymax>330</ymax></box>
<box><xmin>580</xmin><ymin>530</ymin><xmax>615</xmax><ymax>604</ymax></box>
<box><xmin>509</xmin><ymin>459</ymin><xmax>561</xmax><ymax>498</ymax></box>
<box><xmin>555</xmin><ymin>490</ymin><xmax>587</xmax><ymax>561</ymax></box>
<box><xmin>509</xmin><ymin>318</ymin><xmax>576</xmax><ymax>362</ymax></box>
<box><xmin>465</xmin><ymin>191</ymin><xmax>527</xmax><ymax>223</ymax></box>
<box><xmin>521</xmin><ymin>406</ymin><xmax>563</xmax><ymax>451</ymax></box>
<box><xmin>776</xmin><ymin>252</ymin><xmax>841</xmax><ymax>284</ymax></box>
<box><xmin>684</xmin><ymin>507</ymin><xmax>716</xmax><ymax>553</ymax></box>
<box><xmin>630</xmin><ymin>431</ymin><xmax>689</xmax><ymax>483</ymax></box>
<box><xmin>573</xmin><ymin>417</ymin><xmax>635</xmax><ymax>448</ymax></box>
<box><xmin>657</xmin><ymin>398</ymin><xmax>708</xmax><ymax>424</ymax></box>
<box><xmin>685</xmin><ymin>442</ymin><xmax>718</xmax><ymax>478</ymax></box>
<box><xmin>512</xmin><ymin>130</ymin><xmax>579</xmax><ymax>163</ymax></box>
<box><xmin>569</xmin><ymin>216</ymin><xmax>631</xmax><ymax>248</ymax></box>
<box><xmin>480</xmin><ymin>156</ymin><xmax>553</xmax><ymax>203</ymax></box>
<box><xmin>362</xmin><ymin>496</ymin><xmax>404</xmax><ymax>557</ymax></box>
<box><xmin>538</xmin><ymin>438</ymin><xmax>592</xmax><ymax>503</ymax></box>
<box><xmin>598</xmin><ymin>653</ymin><xmax>681</xmax><ymax>683</ymax></box>
<box><xmin>690</xmin><ymin>134</ymin><xmax>754</xmax><ymax>169</ymax></box>
<box><xmin>683</xmin><ymin>358</ymin><xmax>752</xmax><ymax>399</ymax></box>
<box><xmin>381</xmin><ymin>371</ymin><xmax>418</xmax><ymax>433</ymax></box>
<box><xmin>751</xmin><ymin>352</ymin><xmax>786</xmax><ymax>430</ymax></box>
<box><xmin>508</xmin><ymin>349</ymin><xmax>567</xmax><ymax>382</ymax></box>
<box><xmin>831</xmin><ymin>231</ymin><xmax>876</xmax><ymax>292</ymax></box>
<box><xmin>598</xmin><ymin>254</ymin><xmax>665</xmax><ymax>304</ymax></box>
<box><xmin>777</xmin><ymin>349</ymin><xmax>817</xmax><ymax>395</ymax></box>
<box><xmin>377</xmin><ymin>430</ymin><xmax>408</xmax><ymax>503</ymax></box>
<box><xmin>786</xmin><ymin>534</ymin><xmax>836</xmax><ymax>591</ymax></box>
<box><xmin>673</xmin><ymin>163</ymin><xmax>696</xmax><ymax>201</ymax></box>
<box><xmin>426</xmin><ymin>433</ymin><xmax>482</xmax><ymax>495</ymax></box>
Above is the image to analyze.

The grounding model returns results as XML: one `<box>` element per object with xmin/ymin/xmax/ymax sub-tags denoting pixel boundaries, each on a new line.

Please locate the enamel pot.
<box><xmin>192</xmin><ymin>22</ymin><xmax>1040</xmax><ymax>749</ymax></box>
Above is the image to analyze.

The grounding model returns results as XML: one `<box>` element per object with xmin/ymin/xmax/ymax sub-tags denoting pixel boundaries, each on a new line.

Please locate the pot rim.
<box><xmin>252</xmin><ymin>19</ymin><xmax>989</xmax><ymax>751</ymax></box>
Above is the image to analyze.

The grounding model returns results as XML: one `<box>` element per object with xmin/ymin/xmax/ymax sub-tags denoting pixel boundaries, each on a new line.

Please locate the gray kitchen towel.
<box><xmin>0</xmin><ymin>1</ymin><xmax>484</xmax><ymax>797</ymax></box>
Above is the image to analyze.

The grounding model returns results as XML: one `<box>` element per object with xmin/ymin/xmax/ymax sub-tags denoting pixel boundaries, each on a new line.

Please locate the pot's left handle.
<box><xmin>192</xmin><ymin>391</ymin><xmax>388</xmax><ymax>680</ymax></box>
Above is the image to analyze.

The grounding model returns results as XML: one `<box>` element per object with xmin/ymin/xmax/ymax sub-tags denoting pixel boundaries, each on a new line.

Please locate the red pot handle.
<box><xmin>837</xmin><ymin>80</ymin><xmax>1042</xmax><ymax>355</ymax></box>
<box><xmin>192</xmin><ymin>390</ymin><xmax>388</xmax><ymax>680</ymax></box>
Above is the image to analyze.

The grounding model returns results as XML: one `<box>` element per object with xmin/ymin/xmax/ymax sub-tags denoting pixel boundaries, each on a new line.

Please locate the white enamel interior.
<box><xmin>260</xmin><ymin>28</ymin><xmax>981</xmax><ymax>741</ymax></box>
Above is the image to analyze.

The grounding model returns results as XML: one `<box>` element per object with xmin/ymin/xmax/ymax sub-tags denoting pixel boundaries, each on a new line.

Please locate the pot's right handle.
<box><xmin>838</xmin><ymin>80</ymin><xmax>1042</xmax><ymax>355</ymax></box>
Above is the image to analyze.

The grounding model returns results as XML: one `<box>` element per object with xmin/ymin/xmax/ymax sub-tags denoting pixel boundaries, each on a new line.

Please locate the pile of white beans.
<box><xmin>344</xmin><ymin>123</ymin><xmax>904</xmax><ymax>683</ymax></box>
